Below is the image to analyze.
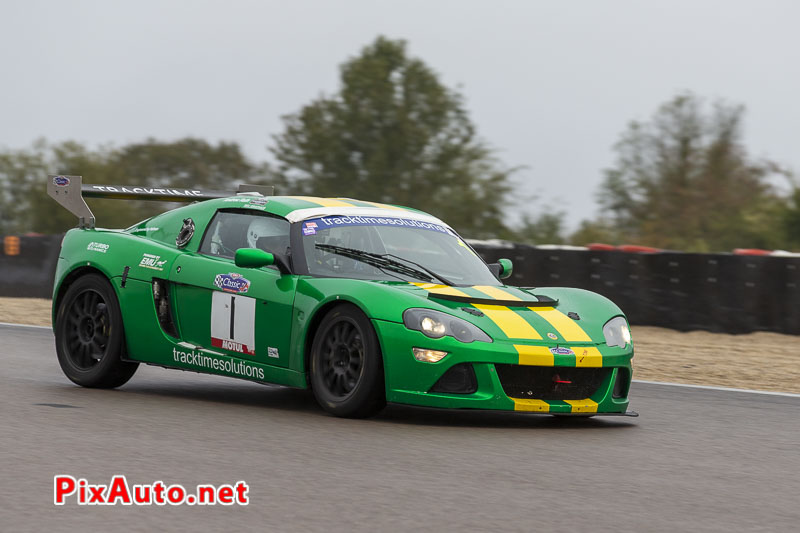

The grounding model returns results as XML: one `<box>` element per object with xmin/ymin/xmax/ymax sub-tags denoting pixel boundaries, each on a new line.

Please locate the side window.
<box><xmin>199</xmin><ymin>211</ymin><xmax>290</xmax><ymax>259</ymax></box>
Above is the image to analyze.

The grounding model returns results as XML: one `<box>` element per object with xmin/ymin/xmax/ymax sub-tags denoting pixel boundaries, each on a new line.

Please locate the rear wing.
<box><xmin>47</xmin><ymin>175</ymin><xmax>273</xmax><ymax>228</ymax></box>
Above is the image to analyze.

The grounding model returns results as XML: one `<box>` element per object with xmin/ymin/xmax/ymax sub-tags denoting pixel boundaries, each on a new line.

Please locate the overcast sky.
<box><xmin>2</xmin><ymin>0</ymin><xmax>799</xmax><ymax>229</ymax></box>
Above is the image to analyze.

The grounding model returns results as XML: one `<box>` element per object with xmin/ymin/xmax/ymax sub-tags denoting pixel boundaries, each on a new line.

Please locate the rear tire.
<box><xmin>55</xmin><ymin>274</ymin><xmax>138</xmax><ymax>388</ymax></box>
<box><xmin>309</xmin><ymin>304</ymin><xmax>386</xmax><ymax>418</ymax></box>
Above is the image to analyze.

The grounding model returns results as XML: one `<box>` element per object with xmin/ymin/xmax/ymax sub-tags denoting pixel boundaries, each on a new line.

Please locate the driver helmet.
<box><xmin>246</xmin><ymin>218</ymin><xmax>277</xmax><ymax>248</ymax></box>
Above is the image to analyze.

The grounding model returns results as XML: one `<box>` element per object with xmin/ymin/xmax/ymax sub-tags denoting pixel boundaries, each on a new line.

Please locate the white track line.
<box><xmin>0</xmin><ymin>321</ymin><xmax>51</xmax><ymax>330</ymax></box>
<box><xmin>0</xmin><ymin>322</ymin><xmax>797</xmax><ymax>398</ymax></box>
<box><xmin>633</xmin><ymin>380</ymin><xmax>800</xmax><ymax>398</ymax></box>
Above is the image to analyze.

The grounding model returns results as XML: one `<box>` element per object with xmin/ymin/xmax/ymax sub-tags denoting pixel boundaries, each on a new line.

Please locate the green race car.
<box><xmin>48</xmin><ymin>175</ymin><xmax>636</xmax><ymax>418</ymax></box>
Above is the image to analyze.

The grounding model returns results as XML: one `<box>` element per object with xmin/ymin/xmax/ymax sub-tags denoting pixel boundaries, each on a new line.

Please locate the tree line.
<box><xmin>1</xmin><ymin>36</ymin><xmax>797</xmax><ymax>251</ymax></box>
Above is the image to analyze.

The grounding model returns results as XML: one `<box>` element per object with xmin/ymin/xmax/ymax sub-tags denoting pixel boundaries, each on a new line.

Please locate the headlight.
<box><xmin>603</xmin><ymin>316</ymin><xmax>631</xmax><ymax>348</ymax></box>
<box><xmin>403</xmin><ymin>308</ymin><xmax>492</xmax><ymax>343</ymax></box>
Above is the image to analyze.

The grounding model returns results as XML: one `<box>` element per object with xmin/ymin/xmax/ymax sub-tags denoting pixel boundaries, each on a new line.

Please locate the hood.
<box><xmin>300</xmin><ymin>277</ymin><xmax>622</xmax><ymax>346</ymax></box>
<box><xmin>385</xmin><ymin>282</ymin><xmax>619</xmax><ymax>346</ymax></box>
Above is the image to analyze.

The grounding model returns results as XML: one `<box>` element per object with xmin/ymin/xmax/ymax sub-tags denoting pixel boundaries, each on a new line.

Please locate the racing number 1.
<box><xmin>210</xmin><ymin>291</ymin><xmax>256</xmax><ymax>356</ymax></box>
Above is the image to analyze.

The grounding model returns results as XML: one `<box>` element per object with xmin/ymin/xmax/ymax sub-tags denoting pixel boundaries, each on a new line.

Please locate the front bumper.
<box><xmin>374</xmin><ymin>319</ymin><xmax>634</xmax><ymax>415</ymax></box>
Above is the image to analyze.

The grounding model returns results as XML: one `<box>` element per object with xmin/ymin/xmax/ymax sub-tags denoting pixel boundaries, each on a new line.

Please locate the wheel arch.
<box><xmin>302</xmin><ymin>298</ymin><xmax>380</xmax><ymax>382</ymax></box>
<box><xmin>52</xmin><ymin>266</ymin><xmax>116</xmax><ymax>328</ymax></box>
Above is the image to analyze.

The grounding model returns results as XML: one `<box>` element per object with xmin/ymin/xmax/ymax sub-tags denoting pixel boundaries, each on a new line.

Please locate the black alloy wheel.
<box><xmin>64</xmin><ymin>289</ymin><xmax>110</xmax><ymax>370</ymax></box>
<box><xmin>319</xmin><ymin>320</ymin><xmax>364</xmax><ymax>398</ymax></box>
<box><xmin>310</xmin><ymin>304</ymin><xmax>385</xmax><ymax>418</ymax></box>
<box><xmin>55</xmin><ymin>274</ymin><xmax>138</xmax><ymax>388</ymax></box>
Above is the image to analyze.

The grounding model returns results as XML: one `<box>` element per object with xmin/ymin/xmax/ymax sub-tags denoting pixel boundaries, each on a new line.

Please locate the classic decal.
<box><xmin>86</xmin><ymin>242</ymin><xmax>109</xmax><ymax>253</ymax></box>
<box><xmin>138</xmin><ymin>253</ymin><xmax>167</xmax><ymax>271</ymax></box>
<box><xmin>213</xmin><ymin>273</ymin><xmax>250</xmax><ymax>294</ymax></box>
<box><xmin>549</xmin><ymin>347</ymin><xmax>575</xmax><ymax>356</ymax></box>
<box><xmin>53</xmin><ymin>176</ymin><xmax>70</xmax><ymax>187</ymax></box>
<box><xmin>210</xmin><ymin>292</ymin><xmax>256</xmax><ymax>356</ymax></box>
<box><xmin>547</xmin><ymin>332</ymin><xmax>558</xmax><ymax>340</ymax></box>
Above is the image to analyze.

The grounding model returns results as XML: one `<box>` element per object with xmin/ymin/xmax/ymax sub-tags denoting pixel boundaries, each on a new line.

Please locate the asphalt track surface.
<box><xmin>2</xmin><ymin>324</ymin><xmax>799</xmax><ymax>532</ymax></box>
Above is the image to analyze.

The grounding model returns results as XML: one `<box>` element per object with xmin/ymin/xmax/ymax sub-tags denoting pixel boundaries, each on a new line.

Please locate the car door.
<box><xmin>169</xmin><ymin>210</ymin><xmax>296</xmax><ymax>368</ymax></box>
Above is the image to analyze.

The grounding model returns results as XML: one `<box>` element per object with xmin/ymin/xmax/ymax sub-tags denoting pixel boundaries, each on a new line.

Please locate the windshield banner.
<box><xmin>302</xmin><ymin>216</ymin><xmax>452</xmax><ymax>236</ymax></box>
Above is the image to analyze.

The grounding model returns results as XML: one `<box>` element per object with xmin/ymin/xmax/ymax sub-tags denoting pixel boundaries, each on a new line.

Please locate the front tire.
<box><xmin>309</xmin><ymin>304</ymin><xmax>386</xmax><ymax>418</ymax></box>
<box><xmin>55</xmin><ymin>274</ymin><xmax>138</xmax><ymax>388</ymax></box>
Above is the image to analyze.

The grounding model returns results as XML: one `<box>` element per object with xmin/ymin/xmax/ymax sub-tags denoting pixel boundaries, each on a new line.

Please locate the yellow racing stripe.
<box><xmin>513</xmin><ymin>398</ymin><xmax>550</xmax><ymax>412</ymax></box>
<box><xmin>411</xmin><ymin>284</ymin><xmax>471</xmax><ymax>297</ymax></box>
<box><xmin>564</xmin><ymin>399</ymin><xmax>599</xmax><ymax>413</ymax></box>
<box><xmin>572</xmin><ymin>346</ymin><xmax>603</xmax><ymax>367</ymax></box>
<box><xmin>532</xmin><ymin>307</ymin><xmax>592</xmax><ymax>342</ymax></box>
<box><xmin>473</xmin><ymin>286</ymin><xmax>593</xmax><ymax>344</ymax></box>
<box><xmin>353</xmin><ymin>200</ymin><xmax>409</xmax><ymax>211</ymax></box>
<box><xmin>473</xmin><ymin>305</ymin><xmax>543</xmax><ymax>340</ymax></box>
<box><xmin>514</xmin><ymin>345</ymin><xmax>553</xmax><ymax>366</ymax></box>
<box><xmin>410</xmin><ymin>283</ymin><xmax>542</xmax><ymax>341</ymax></box>
<box><xmin>286</xmin><ymin>196</ymin><xmax>358</xmax><ymax>208</ymax></box>
<box><xmin>472</xmin><ymin>285</ymin><xmax>521</xmax><ymax>301</ymax></box>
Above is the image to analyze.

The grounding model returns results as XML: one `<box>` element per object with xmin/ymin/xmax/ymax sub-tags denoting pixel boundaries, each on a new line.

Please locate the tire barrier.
<box><xmin>471</xmin><ymin>242</ymin><xmax>800</xmax><ymax>335</ymax></box>
<box><xmin>1</xmin><ymin>234</ymin><xmax>797</xmax><ymax>334</ymax></box>
<box><xmin>0</xmin><ymin>234</ymin><xmax>62</xmax><ymax>298</ymax></box>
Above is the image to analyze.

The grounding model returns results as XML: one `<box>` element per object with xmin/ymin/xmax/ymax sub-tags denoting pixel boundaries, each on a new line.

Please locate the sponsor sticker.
<box><xmin>549</xmin><ymin>347</ymin><xmax>575</xmax><ymax>356</ymax></box>
<box><xmin>87</xmin><ymin>242</ymin><xmax>109</xmax><ymax>253</ymax></box>
<box><xmin>243</xmin><ymin>198</ymin><xmax>268</xmax><ymax>209</ymax></box>
<box><xmin>302</xmin><ymin>215</ymin><xmax>453</xmax><ymax>235</ymax></box>
<box><xmin>139</xmin><ymin>253</ymin><xmax>167</xmax><ymax>271</ymax></box>
<box><xmin>53</xmin><ymin>176</ymin><xmax>70</xmax><ymax>187</ymax></box>
<box><xmin>173</xmin><ymin>347</ymin><xmax>264</xmax><ymax>380</ymax></box>
<box><xmin>547</xmin><ymin>332</ymin><xmax>558</xmax><ymax>340</ymax></box>
<box><xmin>88</xmin><ymin>185</ymin><xmax>203</xmax><ymax>197</ymax></box>
<box><xmin>214</xmin><ymin>273</ymin><xmax>250</xmax><ymax>294</ymax></box>
<box><xmin>211</xmin><ymin>292</ymin><xmax>256</xmax><ymax>356</ymax></box>
<box><xmin>267</xmin><ymin>347</ymin><xmax>279</xmax><ymax>359</ymax></box>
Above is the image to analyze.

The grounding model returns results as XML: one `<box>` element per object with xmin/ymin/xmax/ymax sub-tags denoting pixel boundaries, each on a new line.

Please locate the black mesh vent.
<box><xmin>613</xmin><ymin>368</ymin><xmax>630</xmax><ymax>399</ymax></box>
<box><xmin>152</xmin><ymin>279</ymin><xmax>178</xmax><ymax>338</ymax></box>
<box><xmin>430</xmin><ymin>364</ymin><xmax>478</xmax><ymax>394</ymax></box>
<box><xmin>495</xmin><ymin>365</ymin><xmax>610</xmax><ymax>400</ymax></box>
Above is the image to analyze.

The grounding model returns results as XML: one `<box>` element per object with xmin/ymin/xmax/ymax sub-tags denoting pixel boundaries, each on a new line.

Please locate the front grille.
<box><xmin>495</xmin><ymin>364</ymin><xmax>610</xmax><ymax>400</ymax></box>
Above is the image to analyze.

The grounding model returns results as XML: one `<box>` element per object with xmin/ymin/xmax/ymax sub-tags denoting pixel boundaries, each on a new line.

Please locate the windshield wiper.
<box><xmin>314</xmin><ymin>244</ymin><xmax>454</xmax><ymax>286</ymax></box>
<box><xmin>378</xmin><ymin>252</ymin><xmax>455</xmax><ymax>287</ymax></box>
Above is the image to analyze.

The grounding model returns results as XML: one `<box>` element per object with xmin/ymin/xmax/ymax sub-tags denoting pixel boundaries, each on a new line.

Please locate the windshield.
<box><xmin>299</xmin><ymin>215</ymin><xmax>501</xmax><ymax>286</ymax></box>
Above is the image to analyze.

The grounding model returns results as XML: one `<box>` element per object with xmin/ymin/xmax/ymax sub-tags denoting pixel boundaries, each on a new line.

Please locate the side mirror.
<box><xmin>497</xmin><ymin>258</ymin><xmax>513</xmax><ymax>280</ymax></box>
<box><xmin>235</xmin><ymin>248</ymin><xmax>275</xmax><ymax>269</ymax></box>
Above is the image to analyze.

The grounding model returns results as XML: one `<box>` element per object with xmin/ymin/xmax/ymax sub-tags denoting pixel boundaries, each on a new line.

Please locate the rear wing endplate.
<box><xmin>47</xmin><ymin>175</ymin><xmax>273</xmax><ymax>228</ymax></box>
